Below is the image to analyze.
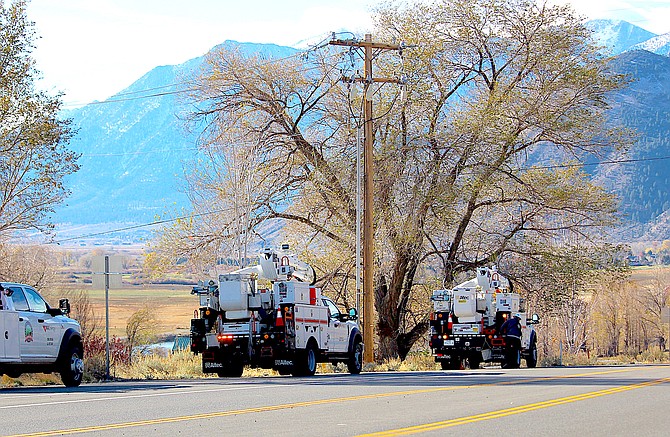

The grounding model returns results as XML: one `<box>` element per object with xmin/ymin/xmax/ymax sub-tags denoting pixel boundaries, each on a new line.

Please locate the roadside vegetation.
<box><xmin>1</xmin><ymin>235</ymin><xmax>668</xmax><ymax>388</ymax></box>
<box><xmin>3</xmin><ymin>346</ymin><xmax>668</xmax><ymax>388</ymax></box>
<box><xmin>1</xmin><ymin>1</ymin><xmax>669</xmax><ymax>389</ymax></box>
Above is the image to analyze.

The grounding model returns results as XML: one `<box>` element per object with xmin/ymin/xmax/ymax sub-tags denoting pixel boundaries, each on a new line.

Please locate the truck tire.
<box><xmin>469</xmin><ymin>353</ymin><xmax>481</xmax><ymax>370</ymax></box>
<box><xmin>60</xmin><ymin>342</ymin><xmax>84</xmax><ymax>387</ymax></box>
<box><xmin>526</xmin><ymin>338</ymin><xmax>538</xmax><ymax>368</ymax></box>
<box><xmin>292</xmin><ymin>342</ymin><xmax>317</xmax><ymax>376</ymax></box>
<box><xmin>347</xmin><ymin>340</ymin><xmax>363</xmax><ymax>374</ymax></box>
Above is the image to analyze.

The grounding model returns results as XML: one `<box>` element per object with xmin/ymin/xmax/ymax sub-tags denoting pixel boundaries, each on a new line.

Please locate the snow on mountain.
<box><xmin>585</xmin><ymin>19</ymin><xmax>657</xmax><ymax>55</ymax></box>
<box><xmin>54</xmin><ymin>41</ymin><xmax>297</xmax><ymax>228</ymax></box>
<box><xmin>631</xmin><ymin>32</ymin><xmax>670</xmax><ymax>56</ymax></box>
<box><xmin>52</xmin><ymin>34</ymin><xmax>670</xmax><ymax>241</ymax></box>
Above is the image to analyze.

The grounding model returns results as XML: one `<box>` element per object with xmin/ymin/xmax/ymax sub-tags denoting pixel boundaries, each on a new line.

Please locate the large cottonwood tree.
<box><xmin>152</xmin><ymin>0</ymin><xmax>630</xmax><ymax>360</ymax></box>
<box><xmin>0</xmin><ymin>0</ymin><xmax>78</xmax><ymax>241</ymax></box>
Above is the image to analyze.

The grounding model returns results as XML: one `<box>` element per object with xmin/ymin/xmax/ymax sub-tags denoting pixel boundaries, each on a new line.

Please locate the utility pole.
<box><xmin>330</xmin><ymin>34</ymin><xmax>403</xmax><ymax>363</ymax></box>
<box><xmin>104</xmin><ymin>255</ymin><xmax>110</xmax><ymax>380</ymax></box>
<box><xmin>92</xmin><ymin>255</ymin><xmax>122</xmax><ymax>380</ymax></box>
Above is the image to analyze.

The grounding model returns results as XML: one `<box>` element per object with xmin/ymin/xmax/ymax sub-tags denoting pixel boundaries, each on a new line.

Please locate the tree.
<box><xmin>515</xmin><ymin>243</ymin><xmax>629</xmax><ymax>357</ymax></box>
<box><xmin>635</xmin><ymin>267</ymin><xmax>670</xmax><ymax>351</ymax></box>
<box><xmin>125</xmin><ymin>305</ymin><xmax>158</xmax><ymax>364</ymax></box>
<box><xmin>0</xmin><ymin>0</ymin><xmax>79</xmax><ymax>238</ymax></box>
<box><xmin>0</xmin><ymin>242</ymin><xmax>55</xmax><ymax>285</ymax></box>
<box><xmin>151</xmin><ymin>0</ymin><xmax>630</xmax><ymax>360</ymax></box>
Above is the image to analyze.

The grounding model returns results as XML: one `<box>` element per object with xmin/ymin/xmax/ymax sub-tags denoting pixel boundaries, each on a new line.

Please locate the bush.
<box><xmin>114</xmin><ymin>350</ymin><xmax>202</xmax><ymax>380</ymax></box>
<box><xmin>83</xmin><ymin>333</ymin><xmax>131</xmax><ymax>381</ymax></box>
<box><xmin>636</xmin><ymin>349</ymin><xmax>669</xmax><ymax>363</ymax></box>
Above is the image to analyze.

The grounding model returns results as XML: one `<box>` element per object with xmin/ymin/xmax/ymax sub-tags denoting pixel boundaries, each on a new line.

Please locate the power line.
<box><xmin>50</xmin><ymin>209</ymin><xmax>227</xmax><ymax>245</ymax></box>
<box><xmin>45</xmin><ymin>153</ymin><xmax>670</xmax><ymax>244</ymax></box>
<box><xmin>84</xmin><ymin>88</ymin><xmax>196</xmax><ymax>105</ymax></box>
<box><xmin>527</xmin><ymin>155</ymin><xmax>670</xmax><ymax>171</ymax></box>
<box><xmin>79</xmin><ymin>146</ymin><xmax>199</xmax><ymax>158</ymax></box>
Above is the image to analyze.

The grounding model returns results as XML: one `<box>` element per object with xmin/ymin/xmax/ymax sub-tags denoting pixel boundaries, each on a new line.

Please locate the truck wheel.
<box><xmin>347</xmin><ymin>341</ymin><xmax>363</xmax><ymax>374</ymax></box>
<box><xmin>293</xmin><ymin>343</ymin><xmax>317</xmax><ymax>376</ymax></box>
<box><xmin>526</xmin><ymin>338</ymin><xmax>538</xmax><ymax>368</ymax></box>
<box><xmin>60</xmin><ymin>342</ymin><xmax>84</xmax><ymax>387</ymax></box>
<box><xmin>469</xmin><ymin>353</ymin><xmax>481</xmax><ymax>370</ymax></box>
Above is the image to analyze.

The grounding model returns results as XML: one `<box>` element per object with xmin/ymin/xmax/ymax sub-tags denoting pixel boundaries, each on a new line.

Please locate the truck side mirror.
<box><xmin>348</xmin><ymin>308</ymin><xmax>358</xmax><ymax>321</ymax></box>
<box><xmin>59</xmin><ymin>298</ymin><xmax>71</xmax><ymax>316</ymax></box>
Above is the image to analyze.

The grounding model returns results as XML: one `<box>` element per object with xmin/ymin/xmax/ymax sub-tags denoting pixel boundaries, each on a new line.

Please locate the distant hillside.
<box><xmin>55</xmin><ymin>41</ymin><xmax>297</xmax><ymax>228</ymax></box>
<box><xmin>57</xmin><ymin>62</ymin><xmax>196</xmax><ymax>225</ymax></box>
<box><xmin>603</xmin><ymin>50</ymin><xmax>670</xmax><ymax>239</ymax></box>
<box><xmin>585</xmin><ymin>19</ymin><xmax>657</xmax><ymax>55</ymax></box>
<box><xmin>52</xmin><ymin>31</ymin><xmax>670</xmax><ymax>242</ymax></box>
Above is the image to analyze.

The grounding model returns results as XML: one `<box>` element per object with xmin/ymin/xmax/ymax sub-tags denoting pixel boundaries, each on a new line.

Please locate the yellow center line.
<box><xmin>7</xmin><ymin>367</ymin><xmax>651</xmax><ymax>437</ymax></box>
<box><xmin>358</xmin><ymin>376</ymin><xmax>670</xmax><ymax>436</ymax></box>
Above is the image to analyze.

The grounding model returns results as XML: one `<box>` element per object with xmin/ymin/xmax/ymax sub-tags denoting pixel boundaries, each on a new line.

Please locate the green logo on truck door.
<box><xmin>24</xmin><ymin>320</ymin><xmax>33</xmax><ymax>342</ymax></box>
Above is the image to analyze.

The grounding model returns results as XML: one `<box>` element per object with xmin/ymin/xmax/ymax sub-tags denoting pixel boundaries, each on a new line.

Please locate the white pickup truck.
<box><xmin>0</xmin><ymin>282</ymin><xmax>84</xmax><ymax>387</ymax></box>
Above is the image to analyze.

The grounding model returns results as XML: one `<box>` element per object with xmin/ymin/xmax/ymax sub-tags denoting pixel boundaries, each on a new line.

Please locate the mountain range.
<box><xmin>51</xmin><ymin>21</ymin><xmax>670</xmax><ymax>243</ymax></box>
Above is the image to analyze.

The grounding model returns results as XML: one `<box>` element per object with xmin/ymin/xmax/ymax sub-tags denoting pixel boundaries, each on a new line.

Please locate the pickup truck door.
<box><xmin>0</xmin><ymin>300</ymin><xmax>20</xmax><ymax>360</ymax></box>
<box><xmin>323</xmin><ymin>298</ymin><xmax>349</xmax><ymax>353</ymax></box>
<box><xmin>25</xmin><ymin>287</ymin><xmax>64</xmax><ymax>358</ymax></box>
<box><xmin>8</xmin><ymin>286</ymin><xmax>41</xmax><ymax>360</ymax></box>
<box><xmin>9</xmin><ymin>286</ymin><xmax>59</xmax><ymax>362</ymax></box>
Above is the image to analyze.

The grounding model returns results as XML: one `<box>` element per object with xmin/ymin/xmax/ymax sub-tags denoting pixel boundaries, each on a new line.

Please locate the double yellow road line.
<box><xmin>360</xmin><ymin>375</ymin><xmax>670</xmax><ymax>436</ymax></box>
<box><xmin>10</xmin><ymin>368</ymin><xmax>668</xmax><ymax>437</ymax></box>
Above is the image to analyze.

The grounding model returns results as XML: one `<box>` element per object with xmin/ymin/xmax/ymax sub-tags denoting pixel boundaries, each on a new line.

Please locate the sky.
<box><xmin>24</xmin><ymin>0</ymin><xmax>670</xmax><ymax>108</ymax></box>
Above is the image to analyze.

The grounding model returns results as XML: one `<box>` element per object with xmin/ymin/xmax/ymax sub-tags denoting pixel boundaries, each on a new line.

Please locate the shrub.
<box><xmin>83</xmin><ymin>333</ymin><xmax>131</xmax><ymax>380</ymax></box>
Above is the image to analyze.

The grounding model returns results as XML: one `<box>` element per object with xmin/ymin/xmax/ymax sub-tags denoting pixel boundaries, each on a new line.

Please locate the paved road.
<box><xmin>1</xmin><ymin>365</ymin><xmax>669</xmax><ymax>436</ymax></box>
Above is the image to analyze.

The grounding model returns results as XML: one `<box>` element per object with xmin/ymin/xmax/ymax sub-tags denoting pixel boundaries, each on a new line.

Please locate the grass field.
<box><xmin>630</xmin><ymin>264</ymin><xmax>670</xmax><ymax>284</ymax></box>
<box><xmin>49</xmin><ymin>283</ymin><xmax>197</xmax><ymax>338</ymax></box>
<box><xmin>46</xmin><ymin>256</ymin><xmax>669</xmax><ymax>340</ymax></box>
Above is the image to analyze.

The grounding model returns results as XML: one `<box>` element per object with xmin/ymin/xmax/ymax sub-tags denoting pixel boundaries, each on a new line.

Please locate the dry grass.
<box><xmin>49</xmin><ymin>284</ymin><xmax>196</xmax><ymax>338</ymax></box>
<box><xmin>629</xmin><ymin>265</ymin><xmax>670</xmax><ymax>285</ymax></box>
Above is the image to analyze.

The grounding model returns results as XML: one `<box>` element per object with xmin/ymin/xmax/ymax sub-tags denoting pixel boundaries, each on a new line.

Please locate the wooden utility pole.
<box><xmin>330</xmin><ymin>34</ymin><xmax>402</xmax><ymax>363</ymax></box>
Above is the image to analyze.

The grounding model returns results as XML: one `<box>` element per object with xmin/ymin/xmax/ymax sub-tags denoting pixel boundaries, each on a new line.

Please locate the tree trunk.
<box><xmin>374</xmin><ymin>243</ymin><xmax>427</xmax><ymax>361</ymax></box>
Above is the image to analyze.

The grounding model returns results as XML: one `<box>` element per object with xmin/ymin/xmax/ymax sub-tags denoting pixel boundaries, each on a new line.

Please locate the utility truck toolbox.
<box><xmin>275</xmin><ymin>281</ymin><xmax>319</xmax><ymax>305</ymax></box>
<box><xmin>496</xmin><ymin>293</ymin><xmax>520</xmax><ymax>312</ymax></box>
<box><xmin>190</xmin><ymin>245</ymin><xmax>364</xmax><ymax>377</ymax></box>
